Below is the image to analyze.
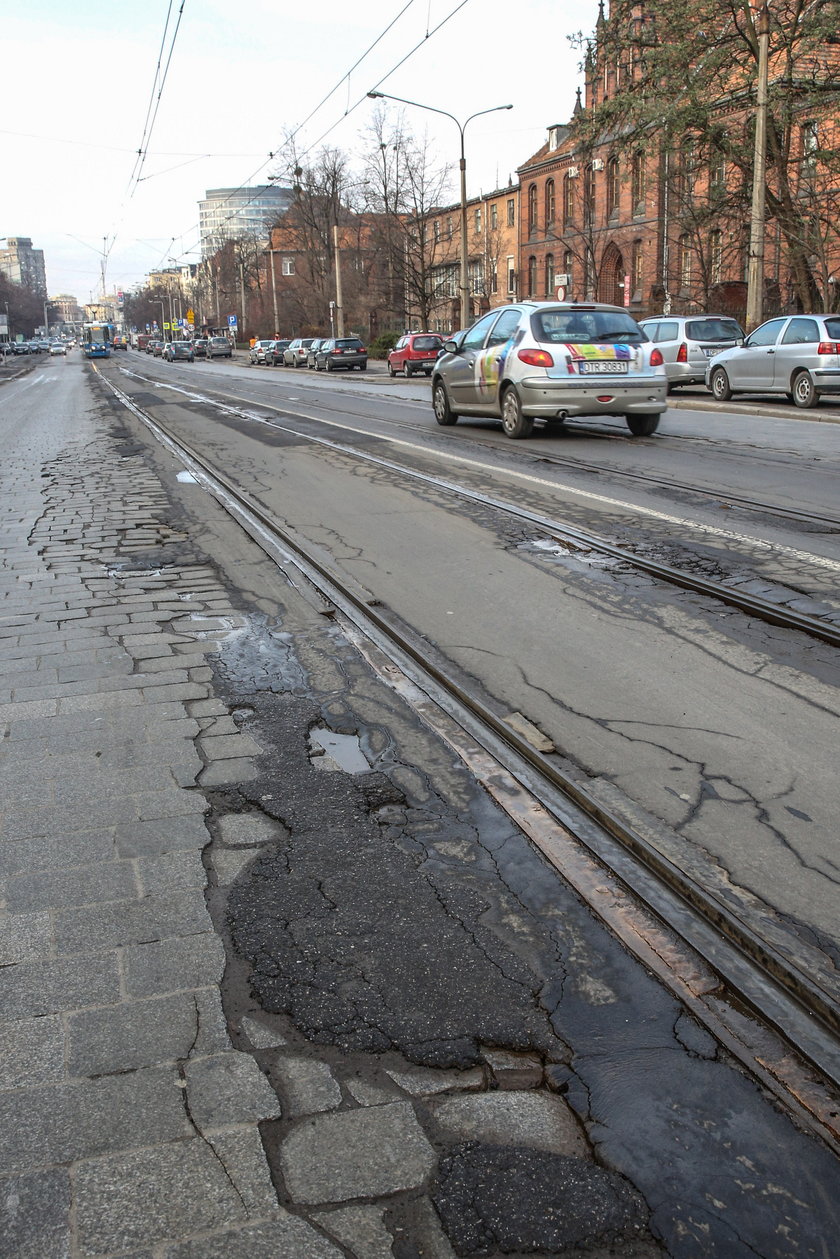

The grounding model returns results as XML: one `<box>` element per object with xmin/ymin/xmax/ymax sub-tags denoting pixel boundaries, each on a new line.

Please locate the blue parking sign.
<box><xmin>228</xmin><ymin>315</ymin><xmax>237</xmax><ymax>328</ymax></box>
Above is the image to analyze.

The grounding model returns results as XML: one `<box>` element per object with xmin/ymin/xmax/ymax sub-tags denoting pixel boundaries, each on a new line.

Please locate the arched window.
<box><xmin>545</xmin><ymin>253</ymin><xmax>555</xmax><ymax>295</ymax></box>
<box><xmin>631</xmin><ymin>152</ymin><xmax>645</xmax><ymax>212</ymax></box>
<box><xmin>631</xmin><ymin>240</ymin><xmax>643</xmax><ymax>293</ymax></box>
<box><xmin>563</xmin><ymin>172</ymin><xmax>575</xmax><ymax>226</ymax></box>
<box><xmin>528</xmin><ymin>184</ymin><xmax>537</xmax><ymax>234</ymax></box>
<box><xmin>606</xmin><ymin>157</ymin><xmax>620</xmax><ymax>217</ymax></box>
<box><xmin>527</xmin><ymin>255</ymin><xmax>537</xmax><ymax>296</ymax></box>
<box><xmin>545</xmin><ymin>179</ymin><xmax>555</xmax><ymax>227</ymax></box>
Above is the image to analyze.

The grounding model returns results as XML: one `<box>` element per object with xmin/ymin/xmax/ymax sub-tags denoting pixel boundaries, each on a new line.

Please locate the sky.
<box><xmin>2</xmin><ymin>0</ymin><xmax>598</xmax><ymax>302</ymax></box>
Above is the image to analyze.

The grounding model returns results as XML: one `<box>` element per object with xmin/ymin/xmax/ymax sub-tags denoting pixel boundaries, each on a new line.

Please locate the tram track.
<box><xmin>143</xmin><ymin>358</ymin><xmax>840</xmax><ymax>532</ymax></box>
<box><xmin>118</xmin><ymin>363</ymin><xmax>840</xmax><ymax>647</ymax></box>
<box><xmin>97</xmin><ymin>364</ymin><xmax>840</xmax><ymax>1155</ymax></box>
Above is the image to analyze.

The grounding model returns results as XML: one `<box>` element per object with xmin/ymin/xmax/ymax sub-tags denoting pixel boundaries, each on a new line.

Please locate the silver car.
<box><xmin>706</xmin><ymin>313</ymin><xmax>840</xmax><ymax>409</ymax></box>
<box><xmin>431</xmin><ymin>301</ymin><xmax>667</xmax><ymax>438</ymax></box>
<box><xmin>638</xmin><ymin>314</ymin><xmax>743</xmax><ymax>390</ymax></box>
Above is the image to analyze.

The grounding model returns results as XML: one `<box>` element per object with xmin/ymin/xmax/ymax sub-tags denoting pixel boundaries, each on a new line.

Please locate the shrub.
<box><xmin>368</xmin><ymin>331</ymin><xmax>400</xmax><ymax>359</ymax></box>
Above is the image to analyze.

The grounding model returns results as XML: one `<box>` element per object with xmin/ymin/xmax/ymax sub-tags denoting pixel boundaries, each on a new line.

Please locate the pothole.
<box><xmin>308</xmin><ymin>727</ymin><xmax>371</xmax><ymax>774</ymax></box>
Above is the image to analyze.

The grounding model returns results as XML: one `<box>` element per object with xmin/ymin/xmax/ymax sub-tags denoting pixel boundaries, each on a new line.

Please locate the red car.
<box><xmin>387</xmin><ymin>332</ymin><xmax>444</xmax><ymax>377</ymax></box>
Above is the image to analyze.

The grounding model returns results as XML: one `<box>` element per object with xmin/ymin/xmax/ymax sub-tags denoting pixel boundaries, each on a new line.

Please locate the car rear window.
<box><xmin>685</xmin><ymin>319</ymin><xmax>743</xmax><ymax>341</ymax></box>
<box><xmin>824</xmin><ymin>319</ymin><xmax>840</xmax><ymax>340</ymax></box>
<box><xmin>534</xmin><ymin>310</ymin><xmax>643</xmax><ymax>344</ymax></box>
<box><xmin>413</xmin><ymin>335</ymin><xmax>442</xmax><ymax>350</ymax></box>
<box><xmin>335</xmin><ymin>339</ymin><xmax>363</xmax><ymax>348</ymax></box>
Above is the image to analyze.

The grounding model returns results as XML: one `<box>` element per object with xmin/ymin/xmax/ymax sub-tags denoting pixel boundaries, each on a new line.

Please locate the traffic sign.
<box><xmin>555</xmin><ymin>284</ymin><xmax>567</xmax><ymax>302</ymax></box>
<box><xmin>186</xmin><ymin>308</ymin><xmax>195</xmax><ymax>324</ymax></box>
<box><xmin>228</xmin><ymin>315</ymin><xmax>238</xmax><ymax>328</ymax></box>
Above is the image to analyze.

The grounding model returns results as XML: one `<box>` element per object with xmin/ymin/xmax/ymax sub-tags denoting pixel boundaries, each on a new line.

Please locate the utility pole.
<box><xmin>266</xmin><ymin>250</ymin><xmax>279</xmax><ymax>337</ymax></box>
<box><xmin>746</xmin><ymin>2</ymin><xmax>771</xmax><ymax>332</ymax></box>
<box><xmin>238</xmin><ymin>259</ymin><xmax>247</xmax><ymax>339</ymax></box>
<box><xmin>333</xmin><ymin>224</ymin><xmax>345</xmax><ymax>337</ymax></box>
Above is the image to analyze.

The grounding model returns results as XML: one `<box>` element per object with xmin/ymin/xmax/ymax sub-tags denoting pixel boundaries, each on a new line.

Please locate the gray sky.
<box><xmin>3</xmin><ymin>0</ymin><xmax>596</xmax><ymax>300</ymax></box>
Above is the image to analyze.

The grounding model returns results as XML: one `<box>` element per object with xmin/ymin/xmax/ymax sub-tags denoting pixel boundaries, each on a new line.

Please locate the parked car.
<box><xmin>206</xmin><ymin>336</ymin><xmax>232</xmax><ymax>359</ymax></box>
<box><xmin>283</xmin><ymin>337</ymin><xmax>315</xmax><ymax>367</ymax></box>
<box><xmin>193</xmin><ymin>339</ymin><xmax>209</xmax><ymax>359</ymax></box>
<box><xmin>264</xmin><ymin>339</ymin><xmax>292</xmax><ymax>366</ymax></box>
<box><xmin>249</xmin><ymin>339</ymin><xmax>276</xmax><ymax>365</ymax></box>
<box><xmin>306</xmin><ymin>338</ymin><xmax>327</xmax><ymax>368</ymax></box>
<box><xmin>314</xmin><ymin>337</ymin><xmax>368</xmax><ymax>372</ymax></box>
<box><xmin>431</xmin><ymin>301</ymin><xmax>667</xmax><ymax>439</ymax></box>
<box><xmin>706</xmin><ymin>313</ymin><xmax>840</xmax><ymax>408</ymax></box>
<box><xmin>638</xmin><ymin>314</ymin><xmax>743</xmax><ymax>391</ymax></box>
<box><xmin>164</xmin><ymin>340</ymin><xmax>195</xmax><ymax>362</ymax></box>
<box><xmin>146</xmin><ymin>340</ymin><xmax>162</xmax><ymax>355</ymax></box>
<box><xmin>153</xmin><ymin>341</ymin><xmax>166</xmax><ymax>357</ymax></box>
<box><xmin>388</xmin><ymin>332</ymin><xmax>444</xmax><ymax>377</ymax></box>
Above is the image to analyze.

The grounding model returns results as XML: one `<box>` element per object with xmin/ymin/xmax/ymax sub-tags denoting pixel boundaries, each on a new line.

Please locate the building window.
<box><xmin>801</xmin><ymin>120</ymin><xmax>819</xmax><ymax>179</ymax></box>
<box><xmin>563</xmin><ymin>249</ymin><xmax>573</xmax><ymax>290</ymax></box>
<box><xmin>679</xmin><ymin>234</ymin><xmax>692</xmax><ymax>287</ymax></box>
<box><xmin>281</xmin><ymin>256</ymin><xmax>295</xmax><ymax>276</ymax></box>
<box><xmin>447</xmin><ymin>216</ymin><xmax>453</xmax><ymax>238</ymax></box>
<box><xmin>507</xmin><ymin>198</ymin><xmax>515</xmax><ymax>226</ymax></box>
<box><xmin>678</xmin><ymin>140</ymin><xmax>696</xmax><ymax>205</ymax></box>
<box><xmin>528</xmin><ymin>184</ymin><xmax>537</xmax><ymax>235</ymax></box>
<box><xmin>491</xmin><ymin>264</ymin><xmax>498</xmax><ymax>293</ymax></box>
<box><xmin>469</xmin><ymin>260</ymin><xmax>483</xmax><ymax>294</ymax></box>
<box><xmin>710</xmin><ymin>229</ymin><xmax>722</xmax><ymax>284</ymax></box>
<box><xmin>527</xmin><ymin>255</ymin><xmax>537</xmax><ymax>296</ymax></box>
<box><xmin>507</xmin><ymin>257</ymin><xmax>516</xmax><ymax>293</ymax></box>
<box><xmin>606</xmin><ymin>157</ymin><xmax>620</xmax><ymax>218</ymax></box>
<box><xmin>544</xmin><ymin>253</ymin><xmax>555</xmax><ymax>296</ymax></box>
<box><xmin>631</xmin><ymin>152</ymin><xmax>645</xmax><ymax>211</ymax></box>
<box><xmin>434</xmin><ymin>220</ymin><xmax>441</xmax><ymax>242</ymax></box>
<box><xmin>709</xmin><ymin>150</ymin><xmax>726</xmax><ymax>199</ymax></box>
<box><xmin>490</xmin><ymin>203</ymin><xmax>498</xmax><ymax>230</ymax></box>
<box><xmin>545</xmin><ymin>179</ymin><xmax>555</xmax><ymax>227</ymax></box>
<box><xmin>563</xmin><ymin>171</ymin><xmax>575</xmax><ymax>226</ymax></box>
<box><xmin>474</xmin><ymin>207</ymin><xmax>482</xmax><ymax>233</ymax></box>
<box><xmin>631</xmin><ymin>240</ymin><xmax>642</xmax><ymax>293</ymax></box>
<box><xmin>583</xmin><ymin>166</ymin><xmax>593</xmax><ymax>227</ymax></box>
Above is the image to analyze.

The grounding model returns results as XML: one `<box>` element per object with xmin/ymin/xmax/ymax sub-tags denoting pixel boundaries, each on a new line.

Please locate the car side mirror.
<box><xmin>441</xmin><ymin>339</ymin><xmax>459</xmax><ymax>355</ymax></box>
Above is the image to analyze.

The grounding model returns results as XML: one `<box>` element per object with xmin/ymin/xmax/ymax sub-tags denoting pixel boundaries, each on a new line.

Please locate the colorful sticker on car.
<box><xmin>476</xmin><ymin>338</ymin><xmax>515</xmax><ymax>393</ymax></box>
<box><xmin>564</xmin><ymin>343</ymin><xmax>633</xmax><ymax>374</ymax></box>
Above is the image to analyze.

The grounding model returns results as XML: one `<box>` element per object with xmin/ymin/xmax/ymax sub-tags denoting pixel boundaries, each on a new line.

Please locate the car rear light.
<box><xmin>517</xmin><ymin>348</ymin><xmax>554</xmax><ymax>368</ymax></box>
<box><xmin>818</xmin><ymin>342</ymin><xmax>840</xmax><ymax>355</ymax></box>
<box><xmin>676</xmin><ymin>343</ymin><xmax>688</xmax><ymax>362</ymax></box>
<box><xmin>650</xmin><ymin>348</ymin><xmax>664</xmax><ymax>366</ymax></box>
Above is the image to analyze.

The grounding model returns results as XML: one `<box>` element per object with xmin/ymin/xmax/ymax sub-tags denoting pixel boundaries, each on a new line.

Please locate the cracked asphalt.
<box><xmin>1</xmin><ymin>357</ymin><xmax>839</xmax><ymax>1258</ymax></box>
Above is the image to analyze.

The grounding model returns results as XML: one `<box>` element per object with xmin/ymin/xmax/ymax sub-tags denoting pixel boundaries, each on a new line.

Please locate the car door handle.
<box><xmin>766</xmin><ymin>349</ymin><xmax>775</xmax><ymax>354</ymax></box>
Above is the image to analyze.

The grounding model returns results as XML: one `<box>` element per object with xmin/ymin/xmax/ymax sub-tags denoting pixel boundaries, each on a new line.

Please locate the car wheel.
<box><xmin>710</xmin><ymin>368</ymin><xmax>732</xmax><ymax>401</ymax></box>
<box><xmin>625</xmin><ymin>413</ymin><xmax>660</xmax><ymax>437</ymax></box>
<box><xmin>500</xmin><ymin>387</ymin><xmax>534</xmax><ymax>439</ymax></box>
<box><xmin>315</xmin><ymin>360</ymin><xmax>323</xmax><ymax>372</ymax></box>
<box><xmin>433</xmin><ymin>379</ymin><xmax>459</xmax><ymax>426</ymax></box>
<box><xmin>359</xmin><ymin>364</ymin><xmax>366</xmax><ymax>372</ymax></box>
<box><xmin>792</xmin><ymin>370</ymin><xmax>819</xmax><ymax>409</ymax></box>
<box><xmin>388</xmin><ymin>362</ymin><xmax>396</xmax><ymax>377</ymax></box>
<box><xmin>405</xmin><ymin>363</ymin><xmax>414</xmax><ymax>377</ymax></box>
<box><xmin>325</xmin><ymin>360</ymin><xmax>333</xmax><ymax>372</ymax></box>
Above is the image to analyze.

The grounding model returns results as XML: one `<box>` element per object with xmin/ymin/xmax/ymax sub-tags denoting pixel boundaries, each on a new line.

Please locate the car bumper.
<box><xmin>813</xmin><ymin>369</ymin><xmax>840</xmax><ymax>393</ymax></box>
<box><xmin>518</xmin><ymin>375</ymin><xmax>667</xmax><ymax>417</ymax></box>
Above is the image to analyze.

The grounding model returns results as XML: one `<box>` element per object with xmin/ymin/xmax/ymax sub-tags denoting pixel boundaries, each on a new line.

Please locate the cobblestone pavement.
<box><xmin>2</xmin><ymin>366</ymin><xmax>839</xmax><ymax>1259</ymax></box>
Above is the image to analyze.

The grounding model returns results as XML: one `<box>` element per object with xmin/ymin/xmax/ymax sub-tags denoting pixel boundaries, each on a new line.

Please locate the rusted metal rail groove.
<box><xmin>117</xmin><ymin>366</ymin><xmax>840</xmax><ymax>648</ymax></box>
<box><xmin>97</xmin><ymin>368</ymin><xmax>840</xmax><ymax>1150</ymax></box>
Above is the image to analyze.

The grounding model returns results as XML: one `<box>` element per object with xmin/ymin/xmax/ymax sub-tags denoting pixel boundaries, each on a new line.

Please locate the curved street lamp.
<box><xmin>368</xmin><ymin>90</ymin><xmax>513</xmax><ymax>330</ymax></box>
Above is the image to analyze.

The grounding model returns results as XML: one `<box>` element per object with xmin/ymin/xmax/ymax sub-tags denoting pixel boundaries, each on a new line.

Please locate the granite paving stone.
<box><xmin>184</xmin><ymin>1052</ymin><xmax>281</xmax><ymax>1131</ymax></box>
<box><xmin>312</xmin><ymin>1204</ymin><xmax>395</xmax><ymax>1258</ymax></box>
<box><xmin>0</xmin><ymin>1068</ymin><xmax>190</xmax><ymax>1174</ymax></box>
<box><xmin>67</xmin><ymin>993</ymin><xmax>202</xmax><ymax>1076</ymax></box>
<box><xmin>271</xmin><ymin>1056</ymin><xmax>342</xmax><ymax>1117</ymax></box>
<box><xmin>116</xmin><ymin>815</ymin><xmax>210</xmax><ymax>858</ymax></box>
<box><xmin>279</xmin><ymin>1102</ymin><xmax>437</xmax><ymax>1204</ymax></box>
<box><xmin>0</xmin><ymin>1014</ymin><xmax>65</xmax><ymax>1090</ymax></box>
<box><xmin>161</xmin><ymin>1218</ymin><xmax>343</xmax><ymax>1259</ymax></box>
<box><xmin>137</xmin><ymin>850</ymin><xmax>208</xmax><ymax>895</ymax></box>
<box><xmin>4</xmin><ymin>860</ymin><xmax>137</xmax><ymax>913</ymax></box>
<box><xmin>0</xmin><ymin>1168</ymin><xmax>72</xmax><ymax>1259</ymax></box>
<box><xmin>198</xmin><ymin>732</ymin><xmax>262</xmax><ymax>760</ymax></box>
<box><xmin>0</xmin><ymin>952</ymin><xmax>121</xmax><ymax>1019</ymax></box>
<box><xmin>0</xmin><ymin>909</ymin><xmax>53</xmax><ymax>965</ymax></box>
<box><xmin>123</xmin><ymin>932</ymin><xmax>226</xmax><ymax>999</ymax></box>
<box><xmin>55</xmin><ymin>889</ymin><xmax>210</xmax><ymax>955</ymax></box>
<box><xmin>424</xmin><ymin>1090</ymin><xmax>590</xmax><ymax>1157</ymax></box>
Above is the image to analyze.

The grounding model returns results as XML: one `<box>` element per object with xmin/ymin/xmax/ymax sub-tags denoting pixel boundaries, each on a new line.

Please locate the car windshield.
<box><xmin>533</xmin><ymin>309</ymin><xmax>644</xmax><ymax>344</ymax></box>
<box><xmin>413</xmin><ymin>335</ymin><xmax>442</xmax><ymax>349</ymax></box>
<box><xmin>685</xmin><ymin>319</ymin><xmax>743</xmax><ymax>341</ymax></box>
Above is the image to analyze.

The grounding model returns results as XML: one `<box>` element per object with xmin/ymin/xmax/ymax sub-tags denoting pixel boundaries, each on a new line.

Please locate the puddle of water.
<box><xmin>529</xmin><ymin>537</ymin><xmax>617</xmax><ymax>569</ymax></box>
<box><xmin>308</xmin><ymin>727</ymin><xmax>370</xmax><ymax>774</ymax></box>
<box><xmin>177</xmin><ymin>470</ymin><xmax>198</xmax><ymax>483</ymax></box>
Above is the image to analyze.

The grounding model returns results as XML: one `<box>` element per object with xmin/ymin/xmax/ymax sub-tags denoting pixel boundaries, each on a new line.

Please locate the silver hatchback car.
<box><xmin>431</xmin><ymin>302</ymin><xmax>667</xmax><ymax>438</ymax></box>
<box><xmin>706</xmin><ymin>313</ymin><xmax>840</xmax><ymax>408</ymax></box>
<box><xmin>638</xmin><ymin>314</ymin><xmax>743</xmax><ymax>390</ymax></box>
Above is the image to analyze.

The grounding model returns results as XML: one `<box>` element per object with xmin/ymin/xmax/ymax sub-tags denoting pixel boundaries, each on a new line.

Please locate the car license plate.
<box><xmin>580</xmin><ymin>360</ymin><xmax>628</xmax><ymax>374</ymax></box>
<box><xmin>703</xmin><ymin>347</ymin><xmax>723</xmax><ymax>357</ymax></box>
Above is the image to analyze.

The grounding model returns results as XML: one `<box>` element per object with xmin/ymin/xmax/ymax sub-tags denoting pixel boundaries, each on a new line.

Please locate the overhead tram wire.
<box><xmin>125</xmin><ymin>0</ymin><xmax>175</xmax><ymax>195</ymax></box>
<box><xmin>154</xmin><ymin>0</ymin><xmax>419</xmax><ymax>270</ymax></box>
<box><xmin>159</xmin><ymin>0</ymin><xmax>475</xmax><ymax>272</ymax></box>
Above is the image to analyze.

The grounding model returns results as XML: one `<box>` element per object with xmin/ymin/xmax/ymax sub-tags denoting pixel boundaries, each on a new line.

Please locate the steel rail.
<box><xmin>96</xmin><ymin>370</ymin><xmax>840</xmax><ymax>1123</ymax></box>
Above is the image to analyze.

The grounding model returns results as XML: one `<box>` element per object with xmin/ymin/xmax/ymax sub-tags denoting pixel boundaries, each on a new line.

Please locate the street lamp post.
<box><xmin>368</xmin><ymin>91</ymin><xmax>512</xmax><ymax>330</ymax></box>
<box><xmin>264</xmin><ymin>250</ymin><xmax>280</xmax><ymax>338</ymax></box>
<box><xmin>153</xmin><ymin>300</ymin><xmax>166</xmax><ymax>339</ymax></box>
<box><xmin>746</xmin><ymin>2</ymin><xmax>771</xmax><ymax>332</ymax></box>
